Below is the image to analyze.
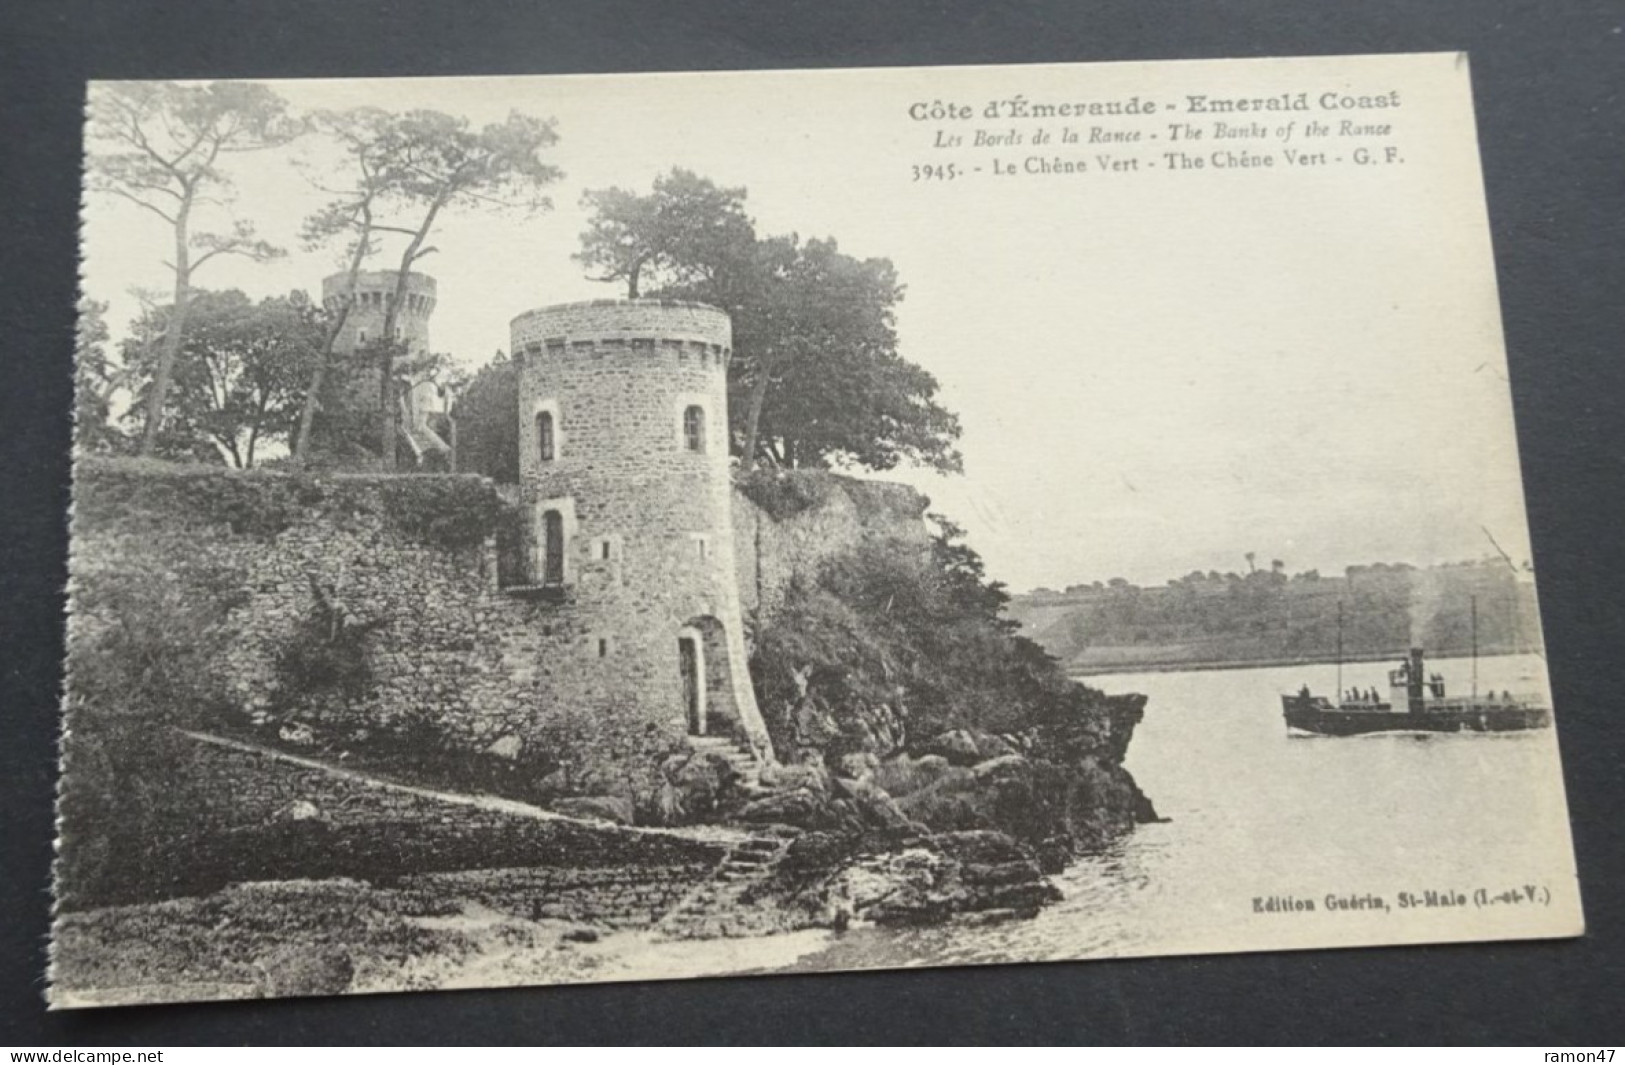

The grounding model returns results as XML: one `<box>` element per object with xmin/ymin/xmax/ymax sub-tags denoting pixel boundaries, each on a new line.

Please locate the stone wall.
<box><xmin>733</xmin><ymin>472</ymin><xmax>933</xmax><ymax>622</ymax></box>
<box><xmin>70</xmin><ymin>461</ymin><xmax>683</xmax><ymax>800</ymax></box>
<box><xmin>63</xmin><ymin>728</ymin><xmax>725</xmax><ymax>910</ymax></box>
<box><xmin>69</xmin><ymin>460</ymin><xmax>932</xmax><ymax>807</ymax></box>
<box><xmin>408</xmin><ymin>867</ymin><xmax>708</xmax><ymax>928</ymax></box>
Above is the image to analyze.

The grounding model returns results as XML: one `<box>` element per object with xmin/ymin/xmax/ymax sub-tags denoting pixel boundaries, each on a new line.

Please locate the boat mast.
<box><xmin>1336</xmin><ymin>599</ymin><xmax>1344</xmax><ymax>700</ymax></box>
<box><xmin>1471</xmin><ymin>594</ymin><xmax>1479</xmax><ymax>700</ymax></box>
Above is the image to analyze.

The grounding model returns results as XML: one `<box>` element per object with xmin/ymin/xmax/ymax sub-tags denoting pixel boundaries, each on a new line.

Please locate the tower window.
<box><xmin>683</xmin><ymin>405</ymin><xmax>706</xmax><ymax>453</ymax></box>
<box><xmin>537</xmin><ymin>411</ymin><xmax>555</xmax><ymax>462</ymax></box>
<box><xmin>597</xmin><ymin>637</ymin><xmax>610</xmax><ymax>658</ymax></box>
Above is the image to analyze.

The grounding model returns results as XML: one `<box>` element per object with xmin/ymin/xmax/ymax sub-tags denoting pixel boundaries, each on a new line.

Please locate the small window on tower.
<box><xmin>537</xmin><ymin>411</ymin><xmax>555</xmax><ymax>462</ymax></box>
<box><xmin>597</xmin><ymin>638</ymin><xmax>610</xmax><ymax>658</ymax></box>
<box><xmin>683</xmin><ymin>405</ymin><xmax>706</xmax><ymax>453</ymax></box>
<box><xmin>358</xmin><ymin>330</ymin><xmax>368</xmax><ymax>344</ymax></box>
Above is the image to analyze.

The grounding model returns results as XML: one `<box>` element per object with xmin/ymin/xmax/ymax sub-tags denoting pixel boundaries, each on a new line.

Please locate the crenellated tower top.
<box><xmin>321</xmin><ymin>270</ymin><xmax>438</xmax><ymax>319</ymax></box>
<box><xmin>510</xmin><ymin>299</ymin><xmax>731</xmax><ymax>366</ymax></box>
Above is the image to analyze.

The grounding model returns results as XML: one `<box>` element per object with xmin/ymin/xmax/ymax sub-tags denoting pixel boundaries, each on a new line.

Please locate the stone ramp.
<box><xmin>177</xmin><ymin>728</ymin><xmax>747</xmax><ymax>845</ymax></box>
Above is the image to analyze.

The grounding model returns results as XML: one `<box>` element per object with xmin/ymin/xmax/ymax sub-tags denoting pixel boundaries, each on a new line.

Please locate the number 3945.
<box><xmin>912</xmin><ymin>163</ymin><xmax>960</xmax><ymax>181</ymax></box>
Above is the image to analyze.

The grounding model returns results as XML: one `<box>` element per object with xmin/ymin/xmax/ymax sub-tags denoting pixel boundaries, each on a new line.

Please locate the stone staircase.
<box><xmin>652</xmin><ymin>827</ymin><xmax>800</xmax><ymax>940</ymax></box>
<box><xmin>686</xmin><ymin>733</ymin><xmax>765</xmax><ymax>789</ymax></box>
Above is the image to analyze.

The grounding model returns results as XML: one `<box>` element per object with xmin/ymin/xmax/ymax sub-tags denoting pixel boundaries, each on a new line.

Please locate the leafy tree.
<box><xmin>578</xmin><ymin>169</ymin><xmax>962</xmax><ymax>474</ymax></box>
<box><xmin>449</xmin><ymin>351</ymin><xmax>519</xmax><ymax>483</ymax></box>
<box><xmin>73</xmin><ymin>298</ymin><xmax>129</xmax><ymax>455</ymax></box>
<box><xmin>122</xmin><ymin>290</ymin><xmax>325</xmax><ymax>467</ymax></box>
<box><xmin>361</xmin><ymin>109</ymin><xmax>563</xmax><ymax>467</ymax></box>
<box><xmin>929</xmin><ymin>513</ymin><xmax>1016</xmax><ymax>630</ymax></box>
<box><xmin>576</xmin><ymin>169</ymin><xmax>754</xmax><ymax>298</ymax></box>
<box><xmin>86</xmin><ymin>81</ymin><xmax>302</xmax><ymax>457</ymax></box>
<box><xmin>721</xmin><ymin>236</ymin><xmax>961</xmax><ymax>473</ymax></box>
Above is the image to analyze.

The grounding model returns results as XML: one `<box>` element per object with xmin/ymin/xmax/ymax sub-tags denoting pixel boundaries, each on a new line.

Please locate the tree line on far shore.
<box><xmin>1009</xmin><ymin>558</ymin><xmax>1543</xmax><ymax>668</ymax></box>
<box><xmin>80</xmin><ymin>83</ymin><xmax>962</xmax><ymax>479</ymax></box>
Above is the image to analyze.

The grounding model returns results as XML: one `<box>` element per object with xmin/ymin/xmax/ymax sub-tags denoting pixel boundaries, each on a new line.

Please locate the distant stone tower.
<box><xmin>321</xmin><ymin>270</ymin><xmax>448</xmax><ymax>463</ymax></box>
<box><xmin>321</xmin><ymin>269</ymin><xmax>437</xmax><ymax>359</ymax></box>
<box><xmin>510</xmin><ymin>299</ymin><xmax>773</xmax><ymax>765</ymax></box>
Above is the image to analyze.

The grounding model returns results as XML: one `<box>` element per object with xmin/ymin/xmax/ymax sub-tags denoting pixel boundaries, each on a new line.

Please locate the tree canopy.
<box><xmin>448</xmin><ymin>352</ymin><xmax>519</xmax><ymax>483</ymax></box>
<box><xmin>122</xmin><ymin>289</ymin><xmax>326</xmax><ymax>467</ymax></box>
<box><xmin>726</xmin><ymin>235</ymin><xmax>962</xmax><ymax>473</ymax></box>
<box><xmin>346</xmin><ymin>108</ymin><xmax>563</xmax><ymax>466</ymax></box>
<box><xmin>86</xmin><ymin>81</ymin><xmax>302</xmax><ymax>456</ymax></box>
<box><xmin>576</xmin><ymin>169</ymin><xmax>754</xmax><ymax>298</ymax></box>
<box><xmin>578</xmin><ymin>169</ymin><xmax>963</xmax><ymax>474</ymax></box>
<box><xmin>74</xmin><ymin>299</ymin><xmax>127</xmax><ymax>456</ymax></box>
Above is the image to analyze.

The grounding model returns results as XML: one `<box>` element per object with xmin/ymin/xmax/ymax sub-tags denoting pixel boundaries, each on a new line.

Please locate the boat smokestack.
<box><xmin>1408</xmin><ymin>647</ymin><xmax>1426</xmax><ymax>711</ymax></box>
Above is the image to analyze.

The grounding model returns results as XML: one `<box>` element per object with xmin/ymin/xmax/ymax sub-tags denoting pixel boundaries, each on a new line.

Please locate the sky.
<box><xmin>80</xmin><ymin>54</ymin><xmax>1539</xmax><ymax>592</ymax></box>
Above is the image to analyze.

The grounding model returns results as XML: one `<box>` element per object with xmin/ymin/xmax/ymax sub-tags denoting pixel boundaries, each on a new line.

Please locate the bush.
<box><xmin>448</xmin><ymin>356</ymin><xmax>519</xmax><ymax>484</ymax></box>
<box><xmin>74</xmin><ymin>456</ymin><xmax>322</xmax><ymax>540</ymax></box>
<box><xmin>269</xmin><ymin>579</ymin><xmax>381</xmax><ymax>720</ymax></box>
<box><xmin>735</xmin><ymin>468</ymin><xmax>838</xmax><ymax>520</ymax></box>
<box><xmin>372</xmin><ymin>475</ymin><xmax>507</xmax><ymax>549</ymax></box>
<box><xmin>750</xmin><ymin>515</ymin><xmax>1118</xmax><ymax>761</ymax></box>
<box><xmin>58</xmin><ymin>552</ymin><xmax>249</xmax><ymax>907</ymax></box>
<box><xmin>74</xmin><ymin>456</ymin><xmax>509</xmax><ymax>550</ymax></box>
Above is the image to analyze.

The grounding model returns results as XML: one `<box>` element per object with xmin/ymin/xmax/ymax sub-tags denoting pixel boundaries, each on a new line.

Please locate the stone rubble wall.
<box><xmin>733</xmin><ymin>474</ymin><xmax>933</xmax><ymax>623</ymax></box>
<box><xmin>70</xmin><ymin>462</ymin><xmax>930</xmax><ymax>798</ymax></box>
<box><xmin>130</xmin><ymin>732</ymin><xmax>727</xmax><ymax>919</ymax></box>
<box><xmin>408</xmin><ymin>867</ymin><xmax>711</xmax><ymax>928</ymax></box>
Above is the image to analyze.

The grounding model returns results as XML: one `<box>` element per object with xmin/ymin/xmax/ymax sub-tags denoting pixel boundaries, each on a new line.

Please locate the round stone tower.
<box><xmin>321</xmin><ymin>270</ymin><xmax>437</xmax><ymax>359</ymax></box>
<box><xmin>510</xmin><ymin>299</ymin><xmax>772</xmax><ymax>763</ymax></box>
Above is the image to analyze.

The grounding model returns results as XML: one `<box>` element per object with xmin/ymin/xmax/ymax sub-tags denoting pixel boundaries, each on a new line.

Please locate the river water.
<box><xmin>729</xmin><ymin>653</ymin><xmax>1583</xmax><ymax>975</ymax></box>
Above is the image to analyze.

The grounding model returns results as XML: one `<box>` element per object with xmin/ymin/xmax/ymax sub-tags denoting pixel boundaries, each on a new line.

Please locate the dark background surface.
<box><xmin>2</xmin><ymin>0</ymin><xmax>1622</xmax><ymax>1045</ymax></box>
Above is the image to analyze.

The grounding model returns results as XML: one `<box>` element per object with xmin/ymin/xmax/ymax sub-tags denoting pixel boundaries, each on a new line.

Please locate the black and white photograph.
<box><xmin>51</xmin><ymin>52</ymin><xmax>1583</xmax><ymax>1009</ymax></box>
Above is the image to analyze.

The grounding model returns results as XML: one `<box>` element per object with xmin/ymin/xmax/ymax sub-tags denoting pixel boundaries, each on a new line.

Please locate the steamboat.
<box><xmin>1282</xmin><ymin>646</ymin><xmax>1551</xmax><ymax>735</ymax></box>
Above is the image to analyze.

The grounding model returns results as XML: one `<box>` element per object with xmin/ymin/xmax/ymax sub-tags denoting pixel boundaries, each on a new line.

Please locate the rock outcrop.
<box><xmin>756</xmin><ymin>828</ymin><xmax>1060</xmax><ymax>928</ymax></box>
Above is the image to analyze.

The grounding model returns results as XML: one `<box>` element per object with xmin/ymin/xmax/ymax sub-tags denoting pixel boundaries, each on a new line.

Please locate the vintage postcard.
<box><xmin>54</xmin><ymin>52</ymin><xmax>1582</xmax><ymax>1008</ymax></box>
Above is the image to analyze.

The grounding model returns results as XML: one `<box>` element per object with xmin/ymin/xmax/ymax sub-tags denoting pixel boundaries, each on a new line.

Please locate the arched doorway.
<box><xmin>679</xmin><ymin>616</ymin><xmax>739</xmax><ymax>738</ymax></box>
<box><xmin>677</xmin><ymin>626</ymin><xmax>706</xmax><ymax>735</ymax></box>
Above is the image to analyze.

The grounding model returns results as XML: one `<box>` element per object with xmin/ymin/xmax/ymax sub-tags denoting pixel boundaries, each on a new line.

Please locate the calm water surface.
<box><xmin>758</xmin><ymin>653</ymin><xmax>1580</xmax><ymax>973</ymax></box>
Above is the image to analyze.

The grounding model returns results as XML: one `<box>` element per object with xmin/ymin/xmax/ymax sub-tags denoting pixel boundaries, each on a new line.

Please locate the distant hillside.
<box><xmin>1005</xmin><ymin>561</ymin><xmax>1542</xmax><ymax>675</ymax></box>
